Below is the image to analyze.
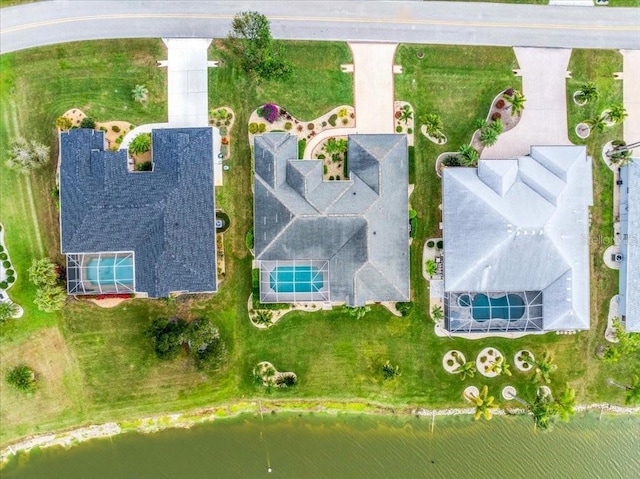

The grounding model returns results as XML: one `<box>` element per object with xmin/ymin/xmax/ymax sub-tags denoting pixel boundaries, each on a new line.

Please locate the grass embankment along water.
<box><xmin>0</xmin><ymin>39</ymin><xmax>636</xmax><ymax>447</ymax></box>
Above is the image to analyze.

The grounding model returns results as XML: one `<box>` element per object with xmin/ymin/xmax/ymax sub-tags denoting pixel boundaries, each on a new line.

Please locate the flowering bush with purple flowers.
<box><xmin>259</xmin><ymin>103</ymin><xmax>279</xmax><ymax>123</ymax></box>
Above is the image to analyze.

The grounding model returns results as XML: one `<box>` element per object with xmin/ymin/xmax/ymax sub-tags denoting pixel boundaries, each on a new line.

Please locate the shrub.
<box><xmin>317</xmin><ymin>154</ymin><xmax>326</xmax><ymax>160</ymax></box>
<box><xmin>396</xmin><ymin>125</ymin><xmax>403</xmax><ymax>133</ymax></box>
<box><xmin>129</xmin><ymin>133</ymin><xmax>152</xmax><ymax>155</ymax></box>
<box><xmin>336</xmin><ymin>175</ymin><xmax>340</xmax><ymax>180</ymax></box>
<box><xmin>249</xmin><ymin>123</ymin><xmax>259</xmax><ymax>134</ymax></box>
<box><xmin>322</xmin><ymin>121</ymin><xmax>327</xmax><ymax>127</ymax></box>
<box><xmin>7</xmin><ymin>276</ymin><xmax>15</xmax><ymax>284</ymax></box>
<box><xmin>496</xmin><ymin>99</ymin><xmax>506</xmax><ymax>109</ymax></box>
<box><xmin>245</xmin><ymin>228</ymin><xmax>254</xmax><ymax>251</ymax></box>
<box><xmin>275</xmin><ymin>373</ymin><xmax>297</xmax><ymax>388</ymax></box>
<box><xmin>258</xmin><ymin>123</ymin><xmax>266</xmax><ymax>133</ymax></box>
<box><xmin>329</xmin><ymin>176</ymin><xmax>334</xmax><ymax>180</ymax></box>
<box><xmin>221</xmin><ymin>137</ymin><xmax>229</xmax><ymax>145</ymax></box>
<box><xmin>259</xmin><ymin>103</ymin><xmax>280</xmax><ymax>123</ymax></box>
<box><xmin>382</xmin><ymin>360</ymin><xmax>400</xmax><ymax>380</ymax></box>
<box><xmin>396</xmin><ymin>301</ymin><xmax>413</xmax><ymax>316</ymax></box>
<box><xmin>442</xmin><ymin>155</ymin><xmax>462</xmax><ymax>167</ymax></box>
<box><xmin>409</xmin><ymin>217</ymin><xmax>417</xmax><ymax>238</ymax></box>
<box><xmin>0</xmin><ymin>281</ymin><xmax>7</xmax><ymax>289</ymax></box>
<box><xmin>307</xmin><ymin>123</ymin><xmax>314</xmax><ymax>130</ymax></box>
<box><xmin>6</xmin><ymin>365</ymin><xmax>37</xmax><ymax>393</ymax></box>
<box><xmin>0</xmin><ymin>253</ymin><xmax>6</xmax><ymax>260</ymax></box>
<box><xmin>227</xmin><ymin>113</ymin><xmax>233</xmax><ymax>120</ymax></box>
<box><xmin>297</xmin><ymin>124</ymin><xmax>303</xmax><ymax>132</ymax></box>
<box><xmin>99</xmin><ymin>126</ymin><xmax>107</xmax><ymax>132</ymax></box>
<box><xmin>298</xmin><ymin>139</ymin><xmax>306</xmax><ymax>159</ymax></box>
<box><xmin>116</xmin><ymin>136</ymin><xmax>123</xmax><ymax>144</ymax></box>
<box><xmin>28</xmin><ymin>258</ymin><xmax>59</xmax><ymax>286</ymax></box>
<box><xmin>323</xmin><ymin>165</ymin><xmax>328</xmax><ymax>174</ymax></box>
<box><xmin>3</xmin><ymin>260</ymin><xmax>10</xmax><ymax>268</ymax></box>
<box><xmin>135</xmin><ymin>161</ymin><xmax>153</xmax><ymax>171</ymax></box>
<box><xmin>427</xmin><ymin>240</ymin><xmax>435</xmax><ymax>248</ymax></box>
<box><xmin>328</xmin><ymin>114</ymin><xmax>338</xmax><ymax>126</ymax></box>
<box><xmin>491</xmin><ymin>112</ymin><xmax>502</xmax><ymax>121</ymax></box>
<box><xmin>146</xmin><ymin>317</ymin><xmax>188</xmax><ymax>360</ymax></box>
<box><xmin>407</xmin><ymin>128</ymin><xmax>413</xmax><ymax>134</ymax></box>
<box><xmin>284</xmin><ymin>122</ymin><xmax>292</xmax><ymax>130</ymax></box>
<box><xmin>342</xmin><ymin>118</ymin><xmax>349</xmax><ymax>125</ymax></box>
<box><xmin>111</xmin><ymin>125</ymin><xmax>121</xmax><ymax>133</ymax></box>
<box><xmin>0</xmin><ymin>245</ymin><xmax>3</xmax><ymax>252</ymax></box>
<box><xmin>437</xmin><ymin>240</ymin><xmax>444</xmax><ymax>249</ymax></box>
<box><xmin>34</xmin><ymin>285</ymin><xmax>66</xmax><ymax>312</ymax></box>
<box><xmin>56</xmin><ymin>116</ymin><xmax>73</xmax><ymax>130</ymax></box>
<box><xmin>80</xmin><ymin>117</ymin><xmax>96</xmax><ymax>129</ymax></box>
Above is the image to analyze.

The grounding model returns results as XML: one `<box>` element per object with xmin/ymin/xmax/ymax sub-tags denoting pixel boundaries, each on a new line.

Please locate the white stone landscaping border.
<box><xmin>575</xmin><ymin>122</ymin><xmax>590</xmax><ymax>139</ymax></box>
<box><xmin>502</xmin><ymin>386</ymin><xmax>517</xmax><ymax>400</ymax></box>
<box><xmin>247</xmin><ymin>293</ymin><xmax>327</xmax><ymax>329</ymax></box>
<box><xmin>476</xmin><ymin>347</ymin><xmax>503</xmax><ymax>378</ymax></box>
<box><xmin>443</xmin><ymin>350</ymin><xmax>465</xmax><ymax>373</ymax></box>
<box><xmin>463</xmin><ymin>386</ymin><xmax>479</xmax><ymax>402</ymax></box>
<box><xmin>514</xmin><ymin>350</ymin><xmax>535</xmax><ymax>372</ymax></box>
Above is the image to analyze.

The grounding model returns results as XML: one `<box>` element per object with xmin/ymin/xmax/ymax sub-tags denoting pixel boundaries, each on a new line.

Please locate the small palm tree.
<box><xmin>534</xmin><ymin>351</ymin><xmax>558</xmax><ymax>384</ymax></box>
<box><xmin>575</xmin><ymin>81</ymin><xmax>599</xmax><ymax>105</ymax></box>
<box><xmin>488</xmin><ymin>356</ymin><xmax>512</xmax><ymax>377</ymax></box>
<box><xmin>468</xmin><ymin>385</ymin><xmax>498</xmax><ymax>421</ymax></box>
<box><xmin>0</xmin><ymin>301</ymin><xmax>20</xmax><ymax>324</ymax></box>
<box><xmin>531</xmin><ymin>393</ymin><xmax>557</xmax><ymax>431</ymax></box>
<box><xmin>605</xmin><ymin>104</ymin><xmax>628</xmax><ymax>125</ymax></box>
<box><xmin>480</xmin><ymin>126</ymin><xmax>499</xmax><ymax>147</ymax></box>
<box><xmin>400</xmin><ymin>104</ymin><xmax>413</xmax><ymax>124</ymax></box>
<box><xmin>131</xmin><ymin>84</ymin><xmax>148</xmax><ymax>104</ymax></box>
<box><xmin>346</xmin><ymin>305</ymin><xmax>370</xmax><ymax>320</ymax></box>
<box><xmin>422</xmin><ymin>113</ymin><xmax>444</xmax><ymax>137</ymax></box>
<box><xmin>458</xmin><ymin>144</ymin><xmax>479</xmax><ymax>167</ymax></box>
<box><xmin>555</xmin><ymin>386</ymin><xmax>576</xmax><ymax>422</ymax></box>
<box><xmin>455</xmin><ymin>361</ymin><xmax>477</xmax><ymax>381</ymax></box>
<box><xmin>586</xmin><ymin>115</ymin><xmax>607</xmax><ymax>133</ymax></box>
<box><xmin>505</xmin><ymin>90</ymin><xmax>526</xmax><ymax>116</ymax></box>
<box><xmin>425</xmin><ymin>259</ymin><xmax>437</xmax><ymax>278</ymax></box>
<box><xmin>431</xmin><ymin>305</ymin><xmax>444</xmax><ymax>321</ymax></box>
<box><xmin>608</xmin><ymin>140</ymin><xmax>633</xmax><ymax>166</ymax></box>
<box><xmin>254</xmin><ymin>310</ymin><xmax>273</xmax><ymax>326</ymax></box>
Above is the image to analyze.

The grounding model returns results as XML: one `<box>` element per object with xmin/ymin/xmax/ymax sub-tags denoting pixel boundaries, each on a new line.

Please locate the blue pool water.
<box><xmin>86</xmin><ymin>257</ymin><xmax>134</xmax><ymax>286</ymax></box>
<box><xmin>458</xmin><ymin>293</ymin><xmax>525</xmax><ymax>320</ymax></box>
<box><xmin>269</xmin><ymin>266</ymin><xmax>323</xmax><ymax>293</ymax></box>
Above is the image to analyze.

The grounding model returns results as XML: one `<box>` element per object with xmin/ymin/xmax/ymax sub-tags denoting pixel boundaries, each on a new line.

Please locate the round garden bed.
<box><xmin>215</xmin><ymin>210</ymin><xmax>231</xmax><ymax>233</ymax></box>
<box><xmin>575</xmin><ymin>122</ymin><xmax>590</xmax><ymax>139</ymax></box>
<box><xmin>476</xmin><ymin>347</ymin><xmax>503</xmax><ymax>378</ymax></box>
<box><xmin>463</xmin><ymin>386</ymin><xmax>479</xmax><ymax>402</ymax></box>
<box><xmin>502</xmin><ymin>386</ymin><xmax>516</xmax><ymax>400</ymax></box>
<box><xmin>514</xmin><ymin>350</ymin><xmax>535</xmax><ymax>372</ymax></box>
<box><xmin>443</xmin><ymin>350</ymin><xmax>465</xmax><ymax>373</ymax></box>
<box><xmin>573</xmin><ymin>91</ymin><xmax>588</xmax><ymax>106</ymax></box>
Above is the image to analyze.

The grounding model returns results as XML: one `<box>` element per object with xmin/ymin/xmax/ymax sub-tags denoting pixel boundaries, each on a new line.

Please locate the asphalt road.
<box><xmin>1</xmin><ymin>1</ymin><xmax>639</xmax><ymax>54</ymax></box>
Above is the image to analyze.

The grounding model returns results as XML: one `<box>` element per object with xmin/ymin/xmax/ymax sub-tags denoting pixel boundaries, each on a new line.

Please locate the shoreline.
<box><xmin>2</xmin><ymin>399</ymin><xmax>639</xmax><ymax>464</ymax></box>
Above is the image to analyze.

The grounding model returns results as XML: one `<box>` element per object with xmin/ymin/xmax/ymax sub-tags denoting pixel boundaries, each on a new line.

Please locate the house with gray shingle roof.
<box><xmin>253</xmin><ymin>133</ymin><xmax>410</xmax><ymax>306</ymax></box>
<box><xmin>59</xmin><ymin>127</ymin><xmax>217</xmax><ymax>298</ymax></box>
<box><xmin>442</xmin><ymin>146</ymin><xmax>593</xmax><ymax>333</ymax></box>
<box><xmin>619</xmin><ymin>159</ymin><xmax>640</xmax><ymax>332</ymax></box>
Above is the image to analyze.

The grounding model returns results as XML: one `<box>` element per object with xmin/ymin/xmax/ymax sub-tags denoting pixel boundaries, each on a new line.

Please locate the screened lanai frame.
<box><xmin>444</xmin><ymin>291</ymin><xmax>544</xmax><ymax>333</ymax></box>
<box><xmin>259</xmin><ymin>259</ymin><xmax>330</xmax><ymax>303</ymax></box>
<box><xmin>66</xmin><ymin>251</ymin><xmax>136</xmax><ymax>295</ymax></box>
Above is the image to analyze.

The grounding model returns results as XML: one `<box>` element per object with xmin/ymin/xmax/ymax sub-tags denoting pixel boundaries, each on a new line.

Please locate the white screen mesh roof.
<box><xmin>259</xmin><ymin>260</ymin><xmax>330</xmax><ymax>303</ymax></box>
<box><xmin>67</xmin><ymin>252</ymin><xmax>135</xmax><ymax>295</ymax></box>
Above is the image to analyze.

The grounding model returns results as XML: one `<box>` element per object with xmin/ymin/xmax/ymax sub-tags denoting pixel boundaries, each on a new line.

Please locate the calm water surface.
<box><xmin>4</xmin><ymin>412</ymin><xmax>639</xmax><ymax>478</ymax></box>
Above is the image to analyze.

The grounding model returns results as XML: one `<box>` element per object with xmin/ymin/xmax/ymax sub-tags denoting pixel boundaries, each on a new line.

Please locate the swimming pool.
<box><xmin>269</xmin><ymin>266</ymin><xmax>324</xmax><ymax>293</ymax></box>
<box><xmin>86</xmin><ymin>256</ymin><xmax>134</xmax><ymax>286</ymax></box>
<box><xmin>458</xmin><ymin>293</ymin><xmax>525</xmax><ymax>321</ymax></box>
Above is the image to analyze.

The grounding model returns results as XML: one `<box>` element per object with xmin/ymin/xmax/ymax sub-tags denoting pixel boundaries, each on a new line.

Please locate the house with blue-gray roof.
<box><xmin>59</xmin><ymin>127</ymin><xmax>217</xmax><ymax>298</ymax></box>
<box><xmin>253</xmin><ymin>133</ymin><xmax>410</xmax><ymax>306</ymax></box>
<box><xmin>619</xmin><ymin>159</ymin><xmax>640</xmax><ymax>332</ymax></box>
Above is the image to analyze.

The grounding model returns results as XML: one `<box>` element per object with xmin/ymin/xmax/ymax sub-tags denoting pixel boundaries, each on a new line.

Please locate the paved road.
<box><xmin>1</xmin><ymin>1</ymin><xmax>639</xmax><ymax>54</ymax></box>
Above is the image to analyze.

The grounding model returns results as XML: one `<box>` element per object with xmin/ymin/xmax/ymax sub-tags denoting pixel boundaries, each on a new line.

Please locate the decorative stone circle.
<box><xmin>464</xmin><ymin>386</ymin><xmax>479</xmax><ymax>403</ymax></box>
<box><xmin>572</xmin><ymin>91</ymin><xmax>587</xmax><ymax>106</ymax></box>
<box><xmin>575</xmin><ymin>122</ymin><xmax>590</xmax><ymax>139</ymax></box>
<box><xmin>443</xmin><ymin>350</ymin><xmax>465</xmax><ymax>374</ymax></box>
<box><xmin>538</xmin><ymin>386</ymin><xmax>552</xmax><ymax>399</ymax></box>
<box><xmin>514</xmin><ymin>350</ymin><xmax>535</xmax><ymax>372</ymax></box>
<box><xmin>601</xmin><ymin>110</ymin><xmax>615</xmax><ymax>127</ymax></box>
<box><xmin>477</xmin><ymin>347</ymin><xmax>503</xmax><ymax>378</ymax></box>
<box><xmin>502</xmin><ymin>386</ymin><xmax>516</xmax><ymax>400</ymax></box>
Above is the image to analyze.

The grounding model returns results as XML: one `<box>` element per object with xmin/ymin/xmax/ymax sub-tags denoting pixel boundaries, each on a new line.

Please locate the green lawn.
<box><xmin>0</xmin><ymin>40</ymin><xmax>637</xmax><ymax>447</ymax></box>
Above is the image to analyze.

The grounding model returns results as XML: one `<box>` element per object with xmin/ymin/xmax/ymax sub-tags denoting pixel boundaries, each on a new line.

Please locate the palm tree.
<box><xmin>431</xmin><ymin>305</ymin><xmax>444</xmax><ymax>321</ymax></box>
<box><xmin>488</xmin><ymin>356</ymin><xmax>512</xmax><ymax>377</ymax></box>
<box><xmin>0</xmin><ymin>301</ymin><xmax>20</xmax><ymax>323</ymax></box>
<box><xmin>425</xmin><ymin>259</ymin><xmax>437</xmax><ymax>278</ymax></box>
<box><xmin>608</xmin><ymin>140</ymin><xmax>633</xmax><ymax>166</ymax></box>
<box><xmin>534</xmin><ymin>351</ymin><xmax>558</xmax><ymax>384</ymax></box>
<box><xmin>455</xmin><ymin>361</ymin><xmax>477</xmax><ymax>381</ymax></box>
<box><xmin>608</xmin><ymin>375</ymin><xmax>640</xmax><ymax>405</ymax></box>
<box><xmin>131</xmin><ymin>84</ymin><xmax>148</xmax><ymax>103</ymax></box>
<box><xmin>458</xmin><ymin>144</ymin><xmax>479</xmax><ymax>167</ymax></box>
<box><xmin>400</xmin><ymin>104</ymin><xmax>413</xmax><ymax>124</ymax></box>
<box><xmin>346</xmin><ymin>305</ymin><xmax>370</xmax><ymax>319</ymax></box>
<box><xmin>586</xmin><ymin>115</ymin><xmax>607</xmax><ymax>133</ymax></box>
<box><xmin>575</xmin><ymin>81</ymin><xmax>599</xmax><ymax>105</ymax></box>
<box><xmin>422</xmin><ymin>113</ymin><xmax>443</xmax><ymax>137</ymax></box>
<box><xmin>467</xmin><ymin>385</ymin><xmax>498</xmax><ymax>421</ymax></box>
<box><xmin>505</xmin><ymin>90</ymin><xmax>526</xmax><ymax>116</ymax></box>
<box><xmin>254</xmin><ymin>310</ymin><xmax>273</xmax><ymax>326</ymax></box>
<box><xmin>530</xmin><ymin>394</ymin><xmax>557</xmax><ymax>431</ymax></box>
<box><xmin>555</xmin><ymin>386</ymin><xmax>576</xmax><ymax>423</ymax></box>
<box><xmin>605</xmin><ymin>104</ymin><xmax>628</xmax><ymax>125</ymax></box>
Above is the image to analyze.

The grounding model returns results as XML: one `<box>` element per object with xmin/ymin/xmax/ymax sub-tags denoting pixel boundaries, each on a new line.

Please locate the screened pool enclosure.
<box><xmin>259</xmin><ymin>260</ymin><xmax>330</xmax><ymax>303</ymax></box>
<box><xmin>66</xmin><ymin>252</ymin><xmax>135</xmax><ymax>295</ymax></box>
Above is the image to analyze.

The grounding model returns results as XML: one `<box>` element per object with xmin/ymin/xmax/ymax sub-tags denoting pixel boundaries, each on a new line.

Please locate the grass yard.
<box><xmin>0</xmin><ymin>39</ymin><xmax>636</xmax><ymax>446</ymax></box>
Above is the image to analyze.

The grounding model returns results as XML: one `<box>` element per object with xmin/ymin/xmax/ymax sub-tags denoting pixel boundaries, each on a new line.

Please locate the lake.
<box><xmin>3</xmin><ymin>412</ymin><xmax>639</xmax><ymax>478</ymax></box>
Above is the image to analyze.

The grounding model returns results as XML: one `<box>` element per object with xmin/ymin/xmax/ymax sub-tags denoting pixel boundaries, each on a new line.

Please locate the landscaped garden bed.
<box><xmin>514</xmin><ymin>350</ymin><xmax>535</xmax><ymax>372</ymax></box>
<box><xmin>311</xmin><ymin>136</ymin><xmax>348</xmax><ymax>180</ymax></box>
<box><xmin>476</xmin><ymin>347</ymin><xmax>504</xmax><ymax>378</ymax></box>
<box><xmin>393</xmin><ymin>101</ymin><xmax>415</xmax><ymax>146</ymax></box>
<box><xmin>253</xmin><ymin>361</ymin><xmax>297</xmax><ymax>389</ymax></box>
<box><xmin>442</xmin><ymin>350</ymin><xmax>465</xmax><ymax>373</ymax></box>
<box><xmin>210</xmin><ymin>106</ymin><xmax>235</xmax><ymax>160</ymax></box>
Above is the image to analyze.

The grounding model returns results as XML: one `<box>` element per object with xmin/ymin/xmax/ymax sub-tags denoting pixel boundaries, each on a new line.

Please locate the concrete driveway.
<box><xmin>349</xmin><ymin>43</ymin><xmax>398</xmax><ymax>134</ymax></box>
<box><xmin>482</xmin><ymin>47</ymin><xmax>572</xmax><ymax>159</ymax></box>
<box><xmin>621</xmin><ymin>50</ymin><xmax>640</xmax><ymax>145</ymax></box>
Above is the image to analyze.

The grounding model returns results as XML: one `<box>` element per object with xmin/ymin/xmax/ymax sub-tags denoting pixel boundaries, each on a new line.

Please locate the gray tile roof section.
<box><xmin>254</xmin><ymin>133</ymin><xmax>410</xmax><ymax>306</ymax></box>
<box><xmin>443</xmin><ymin>145</ymin><xmax>593</xmax><ymax>331</ymax></box>
<box><xmin>619</xmin><ymin>160</ymin><xmax>640</xmax><ymax>332</ymax></box>
<box><xmin>59</xmin><ymin>127</ymin><xmax>217</xmax><ymax>297</ymax></box>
